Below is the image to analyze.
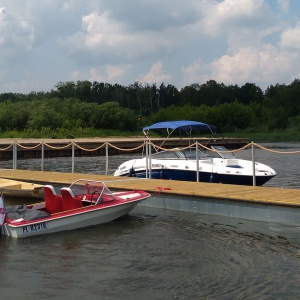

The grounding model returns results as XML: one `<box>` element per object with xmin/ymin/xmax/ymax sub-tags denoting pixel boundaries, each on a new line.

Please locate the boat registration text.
<box><xmin>22</xmin><ymin>222</ymin><xmax>48</xmax><ymax>234</ymax></box>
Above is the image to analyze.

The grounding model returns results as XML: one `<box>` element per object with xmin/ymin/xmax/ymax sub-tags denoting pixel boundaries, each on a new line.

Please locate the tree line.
<box><xmin>0</xmin><ymin>78</ymin><xmax>299</xmax><ymax>135</ymax></box>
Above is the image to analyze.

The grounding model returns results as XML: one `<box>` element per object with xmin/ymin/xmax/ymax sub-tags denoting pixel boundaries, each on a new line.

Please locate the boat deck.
<box><xmin>0</xmin><ymin>169</ymin><xmax>300</xmax><ymax>208</ymax></box>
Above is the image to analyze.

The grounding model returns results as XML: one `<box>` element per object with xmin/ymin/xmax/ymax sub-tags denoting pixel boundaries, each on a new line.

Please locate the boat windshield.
<box><xmin>180</xmin><ymin>146</ymin><xmax>235</xmax><ymax>159</ymax></box>
<box><xmin>69</xmin><ymin>179</ymin><xmax>115</xmax><ymax>204</ymax></box>
<box><xmin>151</xmin><ymin>150</ymin><xmax>186</xmax><ymax>159</ymax></box>
<box><xmin>211</xmin><ymin>146</ymin><xmax>236</xmax><ymax>159</ymax></box>
<box><xmin>181</xmin><ymin>147</ymin><xmax>211</xmax><ymax>159</ymax></box>
<box><xmin>149</xmin><ymin>146</ymin><xmax>235</xmax><ymax>160</ymax></box>
<box><xmin>151</xmin><ymin>147</ymin><xmax>210</xmax><ymax>160</ymax></box>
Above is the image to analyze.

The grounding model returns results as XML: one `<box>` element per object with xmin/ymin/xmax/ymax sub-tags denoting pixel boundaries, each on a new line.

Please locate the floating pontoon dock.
<box><xmin>0</xmin><ymin>169</ymin><xmax>300</xmax><ymax>229</ymax></box>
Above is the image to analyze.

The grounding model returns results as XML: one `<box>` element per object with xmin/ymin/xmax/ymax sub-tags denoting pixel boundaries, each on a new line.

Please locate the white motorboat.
<box><xmin>114</xmin><ymin>120</ymin><xmax>277</xmax><ymax>186</ymax></box>
<box><xmin>0</xmin><ymin>179</ymin><xmax>151</xmax><ymax>238</ymax></box>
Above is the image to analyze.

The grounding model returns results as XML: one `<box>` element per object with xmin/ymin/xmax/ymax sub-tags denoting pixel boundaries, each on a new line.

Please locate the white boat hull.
<box><xmin>0</xmin><ymin>179</ymin><xmax>151</xmax><ymax>238</ymax></box>
<box><xmin>1</xmin><ymin>201</ymin><xmax>139</xmax><ymax>238</ymax></box>
<box><xmin>114</xmin><ymin>120</ymin><xmax>277</xmax><ymax>186</ymax></box>
<box><xmin>114</xmin><ymin>157</ymin><xmax>277</xmax><ymax>186</ymax></box>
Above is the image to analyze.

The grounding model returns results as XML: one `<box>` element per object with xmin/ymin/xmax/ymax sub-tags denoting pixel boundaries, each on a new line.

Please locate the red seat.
<box><xmin>44</xmin><ymin>185</ymin><xmax>63</xmax><ymax>214</ymax></box>
<box><xmin>61</xmin><ymin>187</ymin><xmax>83</xmax><ymax>211</ymax></box>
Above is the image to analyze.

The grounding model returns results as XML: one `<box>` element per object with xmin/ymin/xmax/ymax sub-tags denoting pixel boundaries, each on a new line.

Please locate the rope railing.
<box><xmin>0</xmin><ymin>140</ymin><xmax>299</xmax><ymax>181</ymax></box>
<box><xmin>252</xmin><ymin>142</ymin><xmax>300</xmax><ymax>154</ymax></box>
<box><xmin>107</xmin><ymin>142</ymin><xmax>146</xmax><ymax>152</ymax></box>
<box><xmin>16</xmin><ymin>143</ymin><xmax>42</xmax><ymax>149</ymax></box>
<box><xmin>3</xmin><ymin>140</ymin><xmax>300</xmax><ymax>154</ymax></box>
<box><xmin>73</xmin><ymin>142</ymin><xmax>106</xmax><ymax>152</ymax></box>
<box><xmin>200</xmin><ymin>142</ymin><xmax>251</xmax><ymax>153</ymax></box>
<box><xmin>149</xmin><ymin>141</ymin><xmax>300</xmax><ymax>154</ymax></box>
<box><xmin>0</xmin><ymin>140</ymin><xmax>148</xmax><ymax>174</ymax></box>
<box><xmin>44</xmin><ymin>142</ymin><xmax>73</xmax><ymax>149</ymax></box>
<box><xmin>150</xmin><ymin>142</ymin><xmax>197</xmax><ymax>152</ymax></box>
<box><xmin>150</xmin><ymin>142</ymin><xmax>253</xmax><ymax>153</ymax></box>
<box><xmin>0</xmin><ymin>144</ymin><xmax>13</xmax><ymax>151</ymax></box>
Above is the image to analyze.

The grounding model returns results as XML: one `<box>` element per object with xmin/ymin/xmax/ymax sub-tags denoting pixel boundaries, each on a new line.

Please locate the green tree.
<box><xmin>54</xmin><ymin>81</ymin><xmax>77</xmax><ymax>99</ymax></box>
<box><xmin>237</xmin><ymin>83</ymin><xmax>264</xmax><ymax>105</ymax></box>
<box><xmin>27</xmin><ymin>103</ymin><xmax>64</xmax><ymax>129</ymax></box>
<box><xmin>0</xmin><ymin>101</ymin><xmax>29</xmax><ymax>130</ymax></box>
<box><xmin>76</xmin><ymin>80</ymin><xmax>92</xmax><ymax>102</ymax></box>
<box><xmin>267</xmin><ymin>107</ymin><xmax>288</xmax><ymax>130</ymax></box>
<box><xmin>90</xmin><ymin>102</ymin><xmax>136</xmax><ymax>130</ymax></box>
<box><xmin>213</xmin><ymin>102</ymin><xmax>255</xmax><ymax>131</ymax></box>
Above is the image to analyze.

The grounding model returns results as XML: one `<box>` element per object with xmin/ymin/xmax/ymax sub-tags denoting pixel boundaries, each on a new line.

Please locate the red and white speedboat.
<box><xmin>0</xmin><ymin>179</ymin><xmax>151</xmax><ymax>238</ymax></box>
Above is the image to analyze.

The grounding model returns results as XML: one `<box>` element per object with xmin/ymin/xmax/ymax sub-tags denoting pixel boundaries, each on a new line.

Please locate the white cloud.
<box><xmin>280</xmin><ymin>22</ymin><xmax>300</xmax><ymax>50</ymax></box>
<box><xmin>82</xmin><ymin>12</ymin><xmax>125</xmax><ymax>49</ymax></box>
<box><xmin>0</xmin><ymin>3</ymin><xmax>35</xmax><ymax>61</ymax></box>
<box><xmin>62</xmin><ymin>11</ymin><xmax>183</xmax><ymax>62</ymax></box>
<box><xmin>105</xmin><ymin>65</ymin><xmax>128</xmax><ymax>81</ymax></box>
<box><xmin>202</xmin><ymin>0</ymin><xmax>271</xmax><ymax>36</ymax></box>
<box><xmin>70</xmin><ymin>64</ymin><xmax>131</xmax><ymax>83</ymax></box>
<box><xmin>181</xmin><ymin>60</ymin><xmax>208</xmax><ymax>86</ymax></box>
<box><xmin>277</xmin><ymin>0</ymin><xmax>289</xmax><ymax>14</ymax></box>
<box><xmin>137</xmin><ymin>61</ymin><xmax>172</xmax><ymax>84</ymax></box>
<box><xmin>0</xmin><ymin>70</ymin><xmax>50</xmax><ymax>93</ymax></box>
<box><xmin>190</xmin><ymin>45</ymin><xmax>299</xmax><ymax>88</ymax></box>
<box><xmin>1</xmin><ymin>0</ymin><xmax>300</xmax><ymax>93</ymax></box>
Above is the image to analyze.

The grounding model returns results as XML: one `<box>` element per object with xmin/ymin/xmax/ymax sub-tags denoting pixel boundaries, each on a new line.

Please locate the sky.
<box><xmin>1</xmin><ymin>0</ymin><xmax>300</xmax><ymax>94</ymax></box>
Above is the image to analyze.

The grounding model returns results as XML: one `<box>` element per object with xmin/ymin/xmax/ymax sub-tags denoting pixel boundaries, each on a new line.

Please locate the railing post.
<box><xmin>72</xmin><ymin>142</ymin><xmax>75</xmax><ymax>173</ymax></box>
<box><xmin>41</xmin><ymin>142</ymin><xmax>44</xmax><ymax>171</ymax></box>
<box><xmin>252</xmin><ymin>141</ymin><xmax>256</xmax><ymax>186</ymax></box>
<box><xmin>13</xmin><ymin>141</ymin><xmax>17</xmax><ymax>169</ymax></box>
<box><xmin>145</xmin><ymin>141</ymin><xmax>149</xmax><ymax>178</ymax></box>
<box><xmin>196</xmin><ymin>141</ymin><xmax>199</xmax><ymax>182</ymax></box>
<box><xmin>149</xmin><ymin>142</ymin><xmax>152</xmax><ymax>179</ymax></box>
<box><xmin>105</xmin><ymin>142</ymin><xmax>108</xmax><ymax>175</ymax></box>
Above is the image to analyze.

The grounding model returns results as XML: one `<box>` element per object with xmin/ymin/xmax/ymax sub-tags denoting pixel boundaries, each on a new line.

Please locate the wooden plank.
<box><xmin>0</xmin><ymin>169</ymin><xmax>299</xmax><ymax>207</ymax></box>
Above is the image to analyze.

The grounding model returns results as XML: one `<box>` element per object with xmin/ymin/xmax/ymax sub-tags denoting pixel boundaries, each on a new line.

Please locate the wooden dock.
<box><xmin>0</xmin><ymin>169</ymin><xmax>300</xmax><ymax>208</ymax></box>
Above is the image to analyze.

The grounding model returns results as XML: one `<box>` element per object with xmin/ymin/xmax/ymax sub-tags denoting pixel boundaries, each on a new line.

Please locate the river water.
<box><xmin>0</xmin><ymin>143</ymin><xmax>300</xmax><ymax>299</ymax></box>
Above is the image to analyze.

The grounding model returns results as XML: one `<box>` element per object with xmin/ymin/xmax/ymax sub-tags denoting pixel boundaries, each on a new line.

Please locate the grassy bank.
<box><xmin>221</xmin><ymin>129</ymin><xmax>300</xmax><ymax>143</ymax></box>
<box><xmin>0</xmin><ymin>128</ymin><xmax>299</xmax><ymax>143</ymax></box>
<box><xmin>0</xmin><ymin>128</ymin><xmax>143</xmax><ymax>139</ymax></box>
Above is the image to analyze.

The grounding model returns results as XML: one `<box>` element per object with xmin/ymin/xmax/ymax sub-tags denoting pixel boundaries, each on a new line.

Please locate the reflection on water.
<box><xmin>1</xmin><ymin>210</ymin><xmax>300</xmax><ymax>299</ymax></box>
<box><xmin>238</xmin><ymin>143</ymin><xmax>300</xmax><ymax>190</ymax></box>
<box><xmin>0</xmin><ymin>143</ymin><xmax>300</xmax><ymax>299</ymax></box>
